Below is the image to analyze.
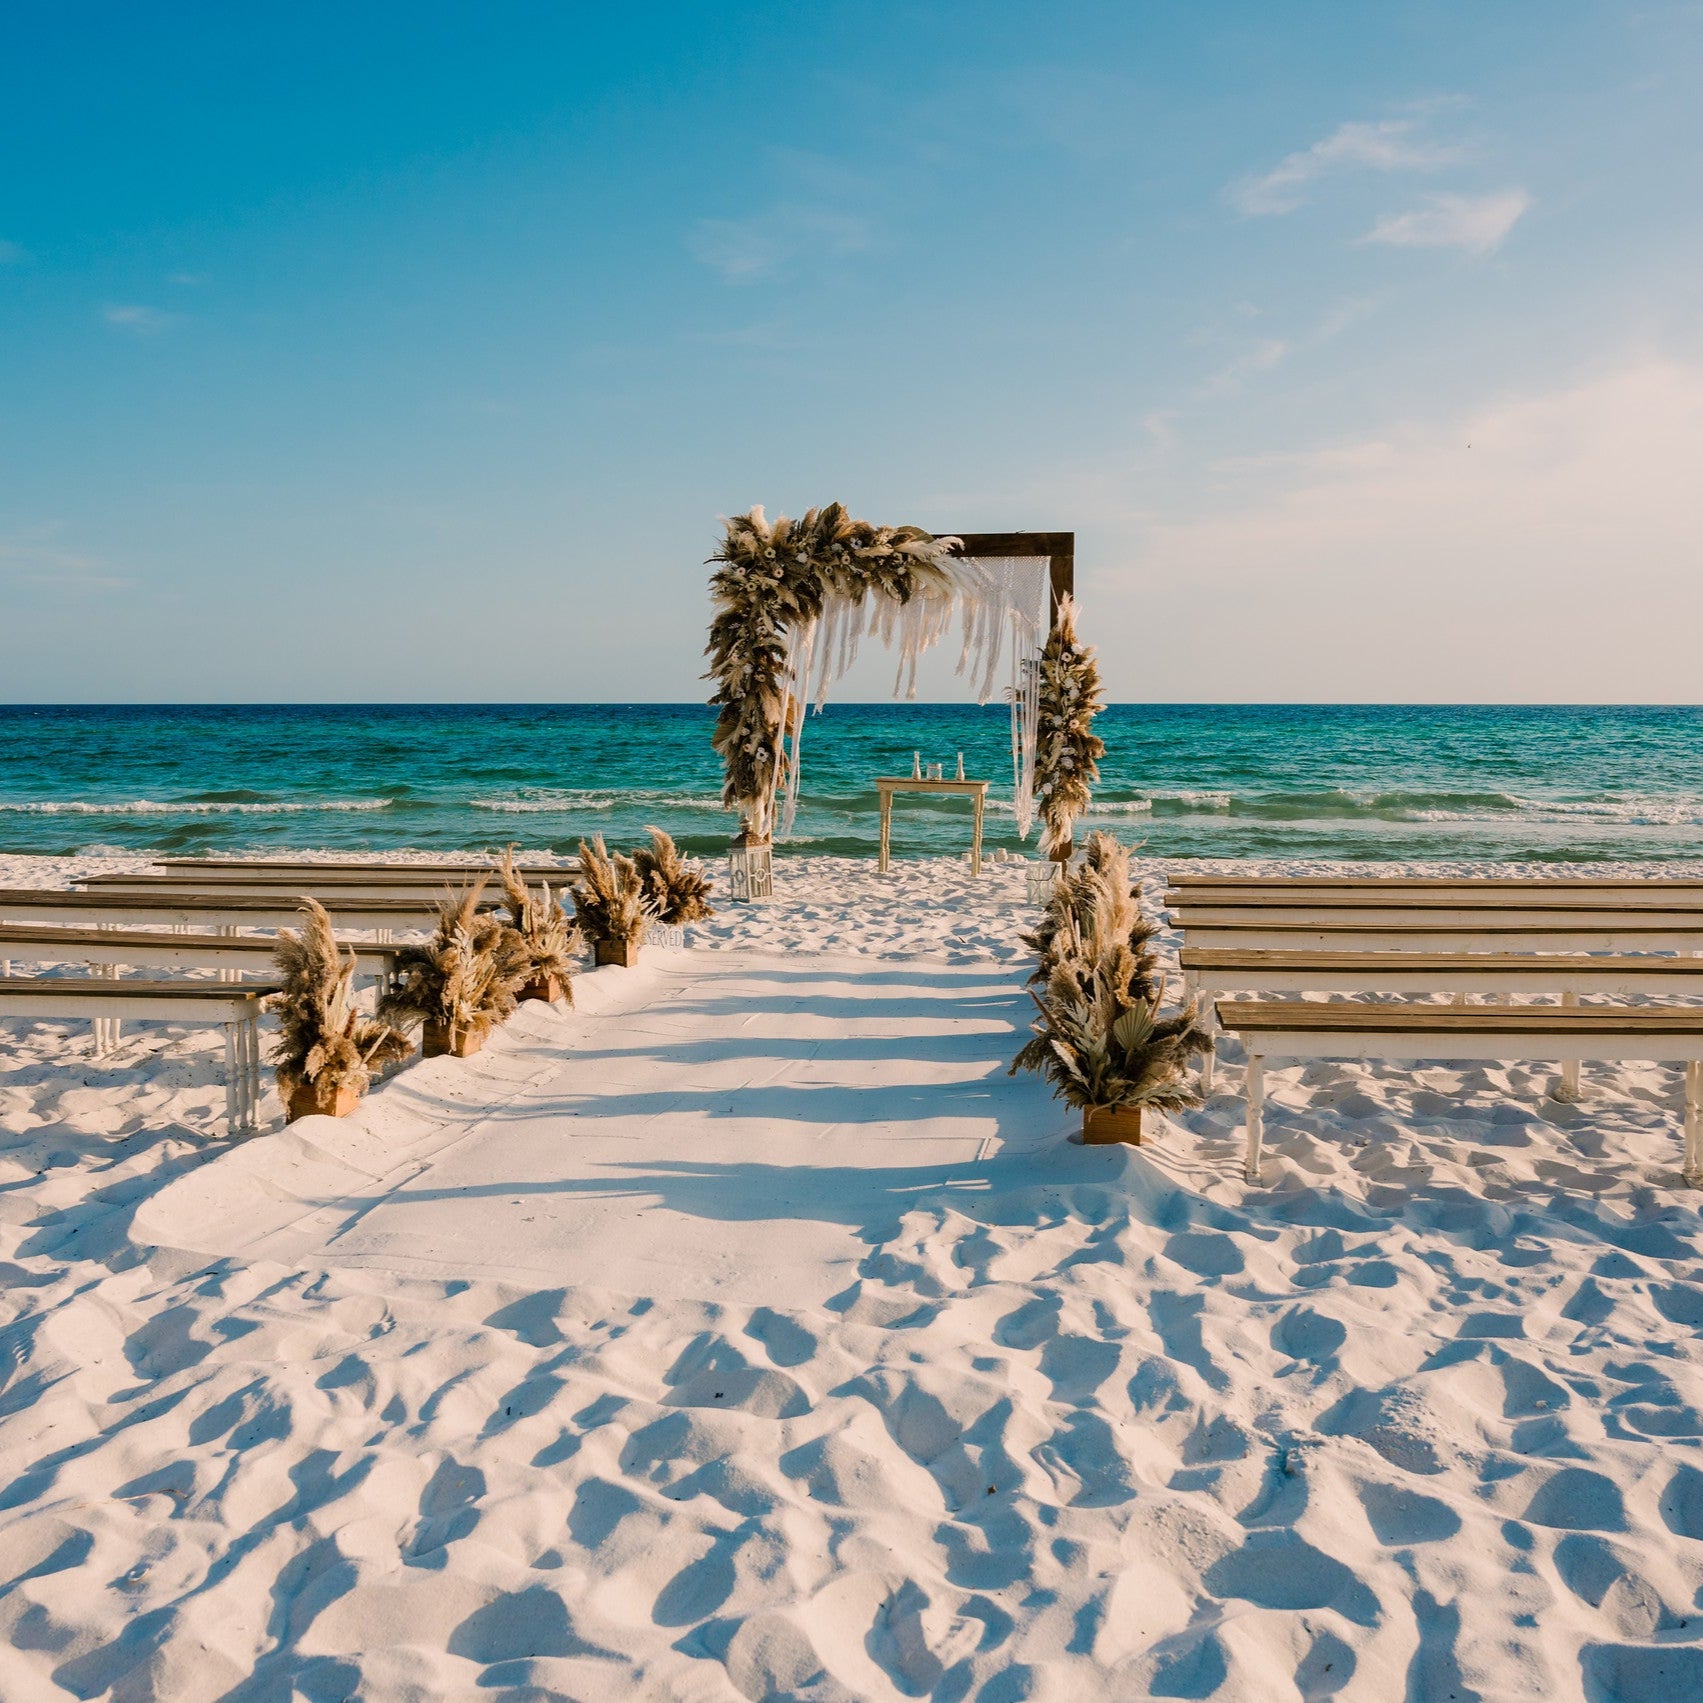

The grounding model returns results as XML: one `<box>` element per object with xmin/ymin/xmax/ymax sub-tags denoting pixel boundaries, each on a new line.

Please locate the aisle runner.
<box><xmin>138</xmin><ymin>952</ymin><xmax>1061</xmax><ymax>1306</ymax></box>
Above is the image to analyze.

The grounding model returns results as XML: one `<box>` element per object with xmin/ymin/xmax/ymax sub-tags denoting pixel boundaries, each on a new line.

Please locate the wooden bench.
<box><xmin>83</xmin><ymin>865</ymin><xmax>575</xmax><ymax>905</ymax></box>
<box><xmin>0</xmin><ymin>926</ymin><xmax>400</xmax><ymax>1052</ymax></box>
<box><xmin>1167</xmin><ymin>896</ymin><xmax>1703</xmax><ymax>926</ymax></box>
<box><xmin>155</xmin><ymin>857</ymin><xmax>577</xmax><ymax>879</ymax></box>
<box><xmin>0</xmin><ymin>978</ymin><xmax>276</xmax><ymax>1132</ymax></box>
<box><xmin>1215</xmin><ymin>1001</ymin><xmax>1703</xmax><ymax>1187</ymax></box>
<box><xmin>0</xmin><ymin>923</ymin><xmax>399</xmax><ymax>984</ymax></box>
<box><xmin>1167</xmin><ymin>875</ymin><xmax>1703</xmax><ymax>901</ymax></box>
<box><xmin>79</xmin><ymin>872</ymin><xmax>547</xmax><ymax>902</ymax></box>
<box><xmin>0</xmin><ymin>889</ymin><xmax>486</xmax><ymax>936</ymax></box>
<box><xmin>1181</xmin><ymin>949</ymin><xmax>1703</xmax><ymax>1098</ymax></box>
<box><xmin>1167</xmin><ymin>917</ymin><xmax>1703</xmax><ymax>955</ymax></box>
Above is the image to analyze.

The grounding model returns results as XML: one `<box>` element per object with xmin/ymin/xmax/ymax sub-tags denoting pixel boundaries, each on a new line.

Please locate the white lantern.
<box><xmin>728</xmin><ymin>839</ymin><xmax>774</xmax><ymax>903</ymax></box>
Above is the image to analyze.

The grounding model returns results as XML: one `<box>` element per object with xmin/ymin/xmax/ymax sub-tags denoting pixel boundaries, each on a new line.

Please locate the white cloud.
<box><xmin>0</xmin><ymin>533</ymin><xmax>131</xmax><ymax>592</ymax></box>
<box><xmin>102</xmin><ymin>303</ymin><xmax>174</xmax><ymax>335</ymax></box>
<box><xmin>1234</xmin><ymin>118</ymin><xmax>1462</xmax><ymax>215</ymax></box>
<box><xmin>1363</xmin><ymin>188</ymin><xmax>1531</xmax><ymax>253</ymax></box>
<box><xmin>1207</xmin><ymin>338</ymin><xmax>1288</xmax><ymax>391</ymax></box>
<box><xmin>688</xmin><ymin>206</ymin><xmax>871</xmax><ymax>282</ymax></box>
<box><xmin>1109</xmin><ymin>359</ymin><xmax>1703</xmax><ymax>700</ymax></box>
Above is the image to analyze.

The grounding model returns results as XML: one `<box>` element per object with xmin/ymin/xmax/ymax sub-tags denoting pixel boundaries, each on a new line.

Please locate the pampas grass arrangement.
<box><xmin>497</xmin><ymin>847</ymin><xmax>578</xmax><ymax>1003</ymax></box>
<box><xmin>571</xmin><ymin>835</ymin><xmax>653</xmax><ymax>966</ymax></box>
<box><xmin>1012</xmin><ymin>833</ymin><xmax>1211</xmax><ymax>1143</ymax></box>
<box><xmin>1032</xmin><ymin>593</ymin><xmax>1105</xmax><ymax>861</ymax></box>
<box><xmin>380</xmin><ymin>880</ymin><xmax>530</xmax><ymax>1057</ymax></box>
<box><xmin>269</xmin><ymin>898</ymin><xmax>413</xmax><ymax>1119</ymax></box>
<box><xmin>1022</xmin><ymin>832</ymin><xmax>1159</xmax><ymax>989</ymax></box>
<box><xmin>632</xmin><ymin>827</ymin><xmax>715</xmax><ymax>925</ymax></box>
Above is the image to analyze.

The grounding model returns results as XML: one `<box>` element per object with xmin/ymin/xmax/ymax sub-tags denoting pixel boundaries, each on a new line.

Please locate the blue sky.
<box><xmin>3</xmin><ymin>1</ymin><xmax>1700</xmax><ymax>702</ymax></box>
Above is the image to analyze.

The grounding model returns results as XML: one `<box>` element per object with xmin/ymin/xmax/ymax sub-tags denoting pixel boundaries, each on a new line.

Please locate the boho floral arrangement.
<box><xmin>706</xmin><ymin>504</ymin><xmax>963</xmax><ymax>839</ymax></box>
<box><xmin>571</xmin><ymin>835</ymin><xmax>654</xmax><ymax>965</ymax></box>
<box><xmin>1032</xmin><ymin>593</ymin><xmax>1105</xmax><ymax>861</ymax></box>
<box><xmin>633</xmin><ymin>827</ymin><xmax>715</xmax><ymax>925</ymax></box>
<box><xmin>497</xmin><ymin>848</ymin><xmax>578</xmax><ymax>1003</ymax></box>
<box><xmin>269</xmin><ymin>898</ymin><xmax>413</xmax><ymax>1119</ymax></box>
<box><xmin>1012</xmin><ymin>834</ymin><xmax>1211</xmax><ymax>1142</ymax></box>
<box><xmin>1022</xmin><ymin>831</ymin><xmax>1158</xmax><ymax>987</ymax></box>
<box><xmin>380</xmin><ymin>881</ymin><xmax>531</xmax><ymax>1057</ymax></box>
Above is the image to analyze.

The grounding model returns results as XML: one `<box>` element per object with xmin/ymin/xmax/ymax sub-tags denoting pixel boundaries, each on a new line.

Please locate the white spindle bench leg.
<box><xmin>224</xmin><ymin>1024</ymin><xmax>241</xmax><ymax>1132</ymax></box>
<box><xmin>94</xmin><ymin>925</ymin><xmax>120</xmax><ymax>1054</ymax></box>
<box><xmin>1187</xmin><ymin>971</ymin><xmax>1218</xmax><ymax>1095</ymax></box>
<box><xmin>219</xmin><ymin>922</ymin><xmax>238</xmax><ymax>983</ymax></box>
<box><xmin>1243</xmin><ymin>1054</ymin><xmax>1265</xmax><ymax>1184</ymax></box>
<box><xmin>1685</xmin><ymin>1061</ymin><xmax>1703</xmax><ymax>1188</ymax></box>
<box><xmin>1557</xmin><ymin>991</ymin><xmax>1581</xmax><ymax>1100</ymax></box>
<box><xmin>239</xmin><ymin>1014</ymin><xmax>258</xmax><ymax>1130</ymax></box>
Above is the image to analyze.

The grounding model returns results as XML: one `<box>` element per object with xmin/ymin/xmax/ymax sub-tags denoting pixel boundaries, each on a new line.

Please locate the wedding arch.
<box><xmin>705</xmin><ymin>507</ymin><xmax>1099</xmax><ymax>885</ymax></box>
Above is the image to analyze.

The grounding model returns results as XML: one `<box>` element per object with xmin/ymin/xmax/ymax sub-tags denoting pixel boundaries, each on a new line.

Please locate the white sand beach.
<box><xmin>3</xmin><ymin>852</ymin><xmax>1703</xmax><ymax>1698</ymax></box>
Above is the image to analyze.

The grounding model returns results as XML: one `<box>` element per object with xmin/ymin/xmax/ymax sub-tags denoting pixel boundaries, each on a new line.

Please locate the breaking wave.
<box><xmin>0</xmin><ymin>798</ymin><xmax>394</xmax><ymax>816</ymax></box>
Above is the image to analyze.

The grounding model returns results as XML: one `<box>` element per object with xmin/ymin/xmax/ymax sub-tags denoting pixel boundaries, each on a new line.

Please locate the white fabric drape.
<box><xmin>772</xmin><ymin>553</ymin><xmax>1052</xmax><ymax>841</ymax></box>
<box><xmin>971</xmin><ymin>558</ymin><xmax>1051</xmax><ymax>840</ymax></box>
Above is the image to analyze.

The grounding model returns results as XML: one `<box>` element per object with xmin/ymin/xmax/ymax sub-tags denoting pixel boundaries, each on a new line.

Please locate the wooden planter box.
<box><xmin>1082</xmin><ymin>1103</ymin><xmax>1143</xmax><ymax>1146</ymax></box>
<box><xmin>519</xmin><ymin>974</ymin><xmax>567</xmax><ymax>1004</ymax></box>
<box><xmin>423</xmin><ymin>1022</ymin><xmax>485</xmax><ymax>1059</ymax></box>
<box><xmin>594</xmin><ymin>937</ymin><xmax>640</xmax><ymax>968</ymax></box>
<box><xmin>287</xmin><ymin>1078</ymin><xmax>361</xmax><ymax>1122</ymax></box>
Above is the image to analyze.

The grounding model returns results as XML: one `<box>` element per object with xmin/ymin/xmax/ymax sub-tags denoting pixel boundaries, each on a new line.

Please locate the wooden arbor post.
<box><xmin>950</xmin><ymin>532</ymin><xmax>1075</xmax><ymax>627</ymax></box>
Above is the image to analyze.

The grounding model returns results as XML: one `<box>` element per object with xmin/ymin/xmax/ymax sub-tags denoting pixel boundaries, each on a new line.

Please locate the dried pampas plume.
<box><xmin>268</xmin><ymin>897</ymin><xmax>413</xmax><ymax>1099</ymax></box>
<box><xmin>1020</xmin><ymin>832</ymin><xmax>1158</xmax><ymax>993</ymax></box>
<box><xmin>498</xmin><ymin>846</ymin><xmax>579</xmax><ymax>996</ymax></box>
<box><xmin>632</xmin><ymin>827</ymin><xmax>715</xmax><ymax>925</ymax></box>
<box><xmin>570</xmin><ymin>835</ymin><xmax>652</xmax><ymax>946</ymax></box>
<box><xmin>380</xmin><ymin>878</ymin><xmax>531</xmax><ymax>1047</ymax></box>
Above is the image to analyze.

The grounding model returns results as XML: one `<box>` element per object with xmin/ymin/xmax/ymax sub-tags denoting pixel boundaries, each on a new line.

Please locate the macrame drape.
<box><xmin>971</xmin><ymin>557</ymin><xmax>1051</xmax><ymax>841</ymax></box>
<box><xmin>769</xmin><ymin>554</ymin><xmax>1052</xmax><ymax>840</ymax></box>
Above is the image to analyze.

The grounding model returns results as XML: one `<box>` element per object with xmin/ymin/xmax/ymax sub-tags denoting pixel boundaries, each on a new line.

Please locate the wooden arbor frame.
<box><xmin>950</xmin><ymin>531</ymin><xmax>1075</xmax><ymax>626</ymax></box>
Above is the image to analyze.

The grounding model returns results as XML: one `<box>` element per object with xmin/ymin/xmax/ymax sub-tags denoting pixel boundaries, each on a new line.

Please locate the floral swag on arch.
<box><xmin>706</xmin><ymin>504</ymin><xmax>1099</xmax><ymax>855</ymax></box>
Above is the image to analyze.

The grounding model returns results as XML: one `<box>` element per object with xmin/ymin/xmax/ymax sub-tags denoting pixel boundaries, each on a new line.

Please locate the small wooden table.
<box><xmin>875</xmin><ymin>777</ymin><xmax>990</xmax><ymax>875</ymax></box>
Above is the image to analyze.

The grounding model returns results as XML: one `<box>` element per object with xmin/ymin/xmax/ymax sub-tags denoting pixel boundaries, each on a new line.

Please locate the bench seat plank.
<box><xmin>0</xmin><ymin>890</ymin><xmax>485</xmax><ymax>931</ymax></box>
<box><xmin>1169</xmin><ymin>899</ymin><xmax>1703</xmax><ymax>923</ymax></box>
<box><xmin>1219</xmin><ymin>1002</ymin><xmax>1703</xmax><ymax>1038</ymax></box>
<box><xmin>1167</xmin><ymin>876</ymin><xmax>1703</xmax><ymax>894</ymax></box>
<box><xmin>0</xmin><ymin>978</ymin><xmax>280</xmax><ymax>1019</ymax></box>
<box><xmin>1173</xmin><ymin>921</ymin><xmax>1703</xmax><ymax>952</ymax></box>
<box><xmin>0</xmin><ymin>924</ymin><xmax>397</xmax><ymax>979</ymax></box>
<box><xmin>1181</xmin><ymin>950</ymin><xmax>1703</xmax><ymax>994</ymax></box>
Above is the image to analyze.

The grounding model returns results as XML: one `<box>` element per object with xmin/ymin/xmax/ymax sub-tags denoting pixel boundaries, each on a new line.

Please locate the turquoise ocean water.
<box><xmin>3</xmin><ymin>704</ymin><xmax>1703</xmax><ymax>864</ymax></box>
